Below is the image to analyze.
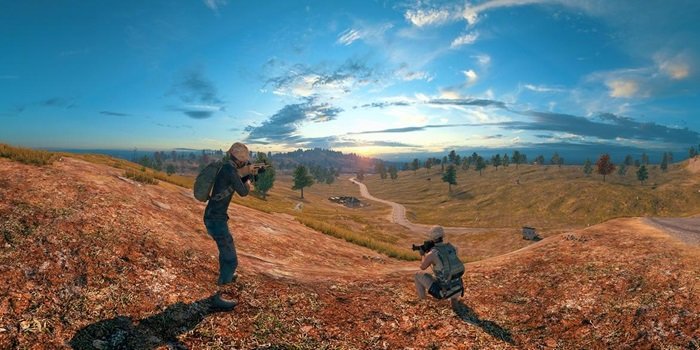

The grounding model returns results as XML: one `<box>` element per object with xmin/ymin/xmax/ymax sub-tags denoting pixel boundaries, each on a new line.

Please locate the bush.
<box><xmin>0</xmin><ymin>143</ymin><xmax>57</xmax><ymax>166</ymax></box>
<box><xmin>124</xmin><ymin>170</ymin><xmax>158</xmax><ymax>185</ymax></box>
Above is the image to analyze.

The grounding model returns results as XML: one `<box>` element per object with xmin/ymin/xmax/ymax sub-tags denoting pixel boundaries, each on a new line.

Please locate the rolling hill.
<box><xmin>1</xmin><ymin>155</ymin><xmax>699</xmax><ymax>349</ymax></box>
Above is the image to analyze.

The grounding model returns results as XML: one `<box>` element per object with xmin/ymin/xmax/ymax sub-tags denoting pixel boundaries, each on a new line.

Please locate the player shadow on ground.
<box><xmin>70</xmin><ymin>294</ymin><xmax>226</xmax><ymax>350</ymax></box>
<box><xmin>452</xmin><ymin>300</ymin><xmax>515</xmax><ymax>345</ymax></box>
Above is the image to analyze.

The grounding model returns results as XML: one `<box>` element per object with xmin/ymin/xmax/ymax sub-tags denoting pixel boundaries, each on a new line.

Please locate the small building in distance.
<box><xmin>522</xmin><ymin>226</ymin><xmax>541</xmax><ymax>241</ymax></box>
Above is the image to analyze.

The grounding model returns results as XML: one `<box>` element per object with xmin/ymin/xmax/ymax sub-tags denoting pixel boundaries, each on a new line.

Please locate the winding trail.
<box><xmin>350</xmin><ymin>178</ymin><xmax>509</xmax><ymax>235</ymax></box>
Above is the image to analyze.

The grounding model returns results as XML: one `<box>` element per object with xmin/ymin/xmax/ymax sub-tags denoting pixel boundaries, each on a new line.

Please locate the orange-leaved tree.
<box><xmin>596</xmin><ymin>153</ymin><xmax>615</xmax><ymax>182</ymax></box>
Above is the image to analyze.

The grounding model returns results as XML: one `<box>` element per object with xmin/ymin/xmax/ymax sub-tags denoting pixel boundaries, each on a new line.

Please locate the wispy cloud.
<box><xmin>348</xmin><ymin>124</ymin><xmax>471</xmax><ymax>135</ymax></box>
<box><xmin>155</xmin><ymin>123</ymin><xmax>193</xmax><ymax>129</ymax></box>
<box><xmin>245</xmin><ymin>97</ymin><xmax>343</xmax><ymax>145</ymax></box>
<box><xmin>336</xmin><ymin>22</ymin><xmax>393</xmax><ymax>46</ymax></box>
<box><xmin>203</xmin><ymin>0</ymin><xmax>227</xmax><ymax>12</ymax></box>
<box><xmin>522</xmin><ymin>84</ymin><xmax>566</xmax><ymax>93</ymax></box>
<box><xmin>168</xmin><ymin>68</ymin><xmax>225</xmax><ymax>118</ymax></box>
<box><xmin>40</xmin><ymin>97</ymin><xmax>76</xmax><ymax>109</ymax></box>
<box><xmin>605</xmin><ymin>79</ymin><xmax>640</xmax><ymax>98</ymax></box>
<box><xmin>463</xmin><ymin>70</ymin><xmax>478</xmax><ymax>85</ymax></box>
<box><xmin>404</xmin><ymin>6</ymin><xmax>461</xmax><ymax>27</ymax></box>
<box><xmin>100</xmin><ymin>111</ymin><xmax>131</xmax><ymax>117</ymax></box>
<box><xmin>450</xmin><ymin>32</ymin><xmax>479</xmax><ymax>49</ymax></box>
<box><xmin>295</xmin><ymin>136</ymin><xmax>418</xmax><ymax>149</ymax></box>
<box><xmin>358</xmin><ymin>97</ymin><xmax>509</xmax><ymax>110</ymax></box>
<box><xmin>0</xmin><ymin>75</ymin><xmax>19</xmax><ymax>80</ymax></box>
<box><xmin>170</xmin><ymin>104</ymin><xmax>224</xmax><ymax>119</ymax></box>
<box><xmin>505</xmin><ymin>110</ymin><xmax>700</xmax><ymax>144</ymax></box>
<box><xmin>265</xmin><ymin>59</ymin><xmax>376</xmax><ymax>98</ymax></box>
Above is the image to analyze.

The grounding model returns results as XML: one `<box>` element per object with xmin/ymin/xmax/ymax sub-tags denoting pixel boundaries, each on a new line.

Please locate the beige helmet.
<box><xmin>429</xmin><ymin>225</ymin><xmax>445</xmax><ymax>241</ymax></box>
<box><xmin>228</xmin><ymin>142</ymin><xmax>250</xmax><ymax>162</ymax></box>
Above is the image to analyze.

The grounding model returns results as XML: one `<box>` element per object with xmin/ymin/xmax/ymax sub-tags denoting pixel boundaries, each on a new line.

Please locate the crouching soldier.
<box><xmin>414</xmin><ymin>226</ymin><xmax>465</xmax><ymax>307</ymax></box>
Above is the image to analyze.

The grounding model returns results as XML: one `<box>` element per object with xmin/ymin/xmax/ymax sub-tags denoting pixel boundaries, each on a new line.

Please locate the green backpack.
<box><xmin>433</xmin><ymin>243</ymin><xmax>465</xmax><ymax>299</ymax></box>
<box><xmin>193</xmin><ymin>160</ymin><xmax>225</xmax><ymax>202</ymax></box>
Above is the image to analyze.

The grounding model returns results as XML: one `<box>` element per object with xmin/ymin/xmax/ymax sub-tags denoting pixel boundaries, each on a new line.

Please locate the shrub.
<box><xmin>124</xmin><ymin>170</ymin><xmax>158</xmax><ymax>185</ymax></box>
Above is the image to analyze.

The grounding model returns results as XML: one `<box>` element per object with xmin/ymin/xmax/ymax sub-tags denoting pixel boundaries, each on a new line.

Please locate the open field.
<box><xmin>363</xmin><ymin>162</ymin><xmax>700</xmax><ymax>233</ymax></box>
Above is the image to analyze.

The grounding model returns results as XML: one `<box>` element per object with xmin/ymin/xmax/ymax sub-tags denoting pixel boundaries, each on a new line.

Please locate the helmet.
<box><xmin>228</xmin><ymin>142</ymin><xmax>250</xmax><ymax>162</ymax></box>
<box><xmin>429</xmin><ymin>225</ymin><xmax>445</xmax><ymax>241</ymax></box>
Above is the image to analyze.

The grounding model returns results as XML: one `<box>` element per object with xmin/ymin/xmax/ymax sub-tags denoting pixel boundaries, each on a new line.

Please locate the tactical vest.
<box><xmin>432</xmin><ymin>243</ymin><xmax>465</xmax><ymax>299</ymax></box>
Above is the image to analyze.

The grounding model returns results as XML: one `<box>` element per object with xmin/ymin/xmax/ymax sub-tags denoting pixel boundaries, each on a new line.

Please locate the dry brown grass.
<box><xmin>0</xmin><ymin>143</ymin><xmax>57</xmax><ymax>166</ymax></box>
<box><xmin>123</xmin><ymin>169</ymin><xmax>158</xmax><ymax>185</ymax></box>
<box><xmin>364</xmin><ymin>163</ymin><xmax>700</xmax><ymax>231</ymax></box>
<box><xmin>63</xmin><ymin>152</ymin><xmax>194</xmax><ymax>188</ymax></box>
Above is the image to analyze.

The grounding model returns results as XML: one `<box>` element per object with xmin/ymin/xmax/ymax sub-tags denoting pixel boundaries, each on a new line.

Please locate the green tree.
<box><xmin>442</xmin><ymin>165</ymin><xmax>457</xmax><ymax>192</ymax></box>
<box><xmin>660</xmin><ymin>152</ymin><xmax>669</xmax><ymax>172</ymax></box>
<box><xmin>461</xmin><ymin>158</ymin><xmax>470</xmax><ymax>171</ymax></box>
<box><xmin>448</xmin><ymin>150</ymin><xmax>457</xmax><ymax>164</ymax></box>
<box><xmin>324</xmin><ymin>172</ymin><xmax>335</xmax><ymax>186</ymax></box>
<box><xmin>388</xmin><ymin>165</ymin><xmax>398</xmax><ymax>180</ymax></box>
<box><xmin>617</xmin><ymin>164</ymin><xmax>628</xmax><ymax>176</ymax></box>
<box><xmin>375</xmin><ymin>161</ymin><xmax>387</xmax><ymax>181</ymax></box>
<box><xmin>356</xmin><ymin>169</ymin><xmax>365</xmax><ymax>182</ymax></box>
<box><xmin>512</xmin><ymin>151</ymin><xmax>522</xmax><ymax>168</ymax></box>
<box><xmin>502</xmin><ymin>153</ymin><xmax>510</xmax><ymax>167</ymax></box>
<box><xmin>637</xmin><ymin>164</ymin><xmax>648</xmax><ymax>185</ymax></box>
<box><xmin>425</xmin><ymin>158</ymin><xmax>433</xmax><ymax>173</ymax></box>
<box><xmin>689</xmin><ymin>146</ymin><xmax>698</xmax><ymax>159</ymax></box>
<box><xmin>550</xmin><ymin>152</ymin><xmax>561</xmax><ymax>167</ymax></box>
<box><xmin>534</xmin><ymin>155</ymin><xmax>545</xmax><ymax>166</ymax></box>
<box><xmin>596</xmin><ymin>153</ymin><xmax>615</xmax><ymax>182</ymax></box>
<box><xmin>292</xmin><ymin>165</ymin><xmax>314</xmax><ymax>199</ymax></box>
<box><xmin>492</xmin><ymin>154</ymin><xmax>501</xmax><ymax>169</ymax></box>
<box><xmin>255</xmin><ymin>166</ymin><xmax>276</xmax><ymax>199</ymax></box>
<box><xmin>411</xmin><ymin>158</ymin><xmax>420</xmax><ymax>174</ymax></box>
<box><xmin>475</xmin><ymin>156</ymin><xmax>486</xmax><ymax>176</ymax></box>
<box><xmin>166</xmin><ymin>164</ymin><xmax>176</xmax><ymax>176</ymax></box>
<box><xmin>583</xmin><ymin>159</ymin><xmax>593</xmax><ymax>176</ymax></box>
<box><xmin>624</xmin><ymin>155</ymin><xmax>634</xmax><ymax>166</ymax></box>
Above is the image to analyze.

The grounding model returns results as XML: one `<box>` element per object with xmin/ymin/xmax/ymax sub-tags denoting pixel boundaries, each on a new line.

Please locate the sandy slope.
<box><xmin>1</xmin><ymin>156</ymin><xmax>699</xmax><ymax>349</ymax></box>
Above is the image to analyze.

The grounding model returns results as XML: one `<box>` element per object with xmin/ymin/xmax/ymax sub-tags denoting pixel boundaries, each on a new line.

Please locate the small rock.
<box><xmin>152</xmin><ymin>200</ymin><xmax>171</xmax><ymax>210</ymax></box>
<box><xmin>545</xmin><ymin>338</ymin><xmax>557</xmax><ymax>347</ymax></box>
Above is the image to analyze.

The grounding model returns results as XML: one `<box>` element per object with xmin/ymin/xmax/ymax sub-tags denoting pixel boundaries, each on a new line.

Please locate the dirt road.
<box><xmin>645</xmin><ymin>217</ymin><xmax>700</xmax><ymax>245</ymax></box>
<box><xmin>350</xmin><ymin>178</ymin><xmax>507</xmax><ymax>235</ymax></box>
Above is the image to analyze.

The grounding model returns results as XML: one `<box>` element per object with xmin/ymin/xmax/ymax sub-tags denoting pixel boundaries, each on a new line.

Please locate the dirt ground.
<box><xmin>1</xmin><ymin>156</ymin><xmax>699</xmax><ymax>349</ymax></box>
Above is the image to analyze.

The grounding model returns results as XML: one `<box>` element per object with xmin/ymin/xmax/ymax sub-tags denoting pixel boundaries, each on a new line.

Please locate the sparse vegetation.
<box><xmin>296</xmin><ymin>216</ymin><xmax>417</xmax><ymax>261</ymax></box>
<box><xmin>124</xmin><ymin>169</ymin><xmax>158</xmax><ymax>184</ymax></box>
<box><xmin>0</xmin><ymin>143</ymin><xmax>57</xmax><ymax>166</ymax></box>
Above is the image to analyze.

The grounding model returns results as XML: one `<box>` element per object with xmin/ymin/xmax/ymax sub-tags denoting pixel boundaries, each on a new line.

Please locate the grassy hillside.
<box><xmin>363</xmin><ymin>162</ymin><xmax>700</xmax><ymax>230</ymax></box>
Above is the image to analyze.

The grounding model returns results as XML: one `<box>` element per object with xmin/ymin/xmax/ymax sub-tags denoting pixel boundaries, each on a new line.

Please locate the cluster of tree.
<box><xmin>308</xmin><ymin>164</ymin><xmax>339</xmax><ymax>185</ymax></box>
<box><xmin>269</xmin><ymin>148</ymin><xmax>376</xmax><ymax>172</ymax></box>
<box><xmin>372</xmin><ymin>161</ymin><xmax>400</xmax><ymax>181</ymax></box>
<box><xmin>584</xmin><ymin>153</ymin><xmax>650</xmax><ymax>184</ymax></box>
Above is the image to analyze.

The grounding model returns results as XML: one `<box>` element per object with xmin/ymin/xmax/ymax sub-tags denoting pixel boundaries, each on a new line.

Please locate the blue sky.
<box><xmin>1</xmin><ymin>0</ymin><xmax>699</xmax><ymax>160</ymax></box>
